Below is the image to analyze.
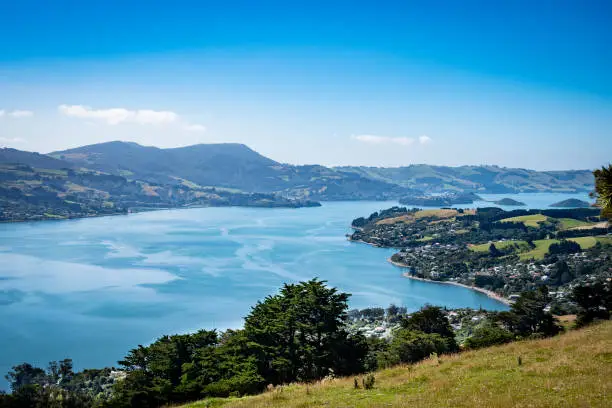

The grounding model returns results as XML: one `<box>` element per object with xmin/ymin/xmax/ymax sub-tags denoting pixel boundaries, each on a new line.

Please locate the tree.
<box><xmin>243</xmin><ymin>279</ymin><xmax>366</xmax><ymax>384</ymax></box>
<box><xmin>401</xmin><ymin>305</ymin><xmax>458</xmax><ymax>351</ymax></box>
<box><xmin>378</xmin><ymin>329</ymin><xmax>449</xmax><ymax>368</ymax></box>
<box><xmin>489</xmin><ymin>243</ymin><xmax>502</xmax><ymax>257</ymax></box>
<box><xmin>498</xmin><ymin>287</ymin><xmax>561</xmax><ymax>337</ymax></box>
<box><xmin>572</xmin><ymin>280</ymin><xmax>612</xmax><ymax>327</ymax></box>
<box><xmin>463</xmin><ymin>323</ymin><xmax>514</xmax><ymax>349</ymax></box>
<box><xmin>592</xmin><ymin>164</ymin><xmax>612</xmax><ymax>219</ymax></box>
<box><xmin>5</xmin><ymin>363</ymin><xmax>46</xmax><ymax>391</ymax></box>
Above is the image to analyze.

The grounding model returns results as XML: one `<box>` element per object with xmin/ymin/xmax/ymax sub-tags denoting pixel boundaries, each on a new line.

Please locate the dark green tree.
<box><xmin>463</xmin><ymin>323</ymin><xmax>514</xmax><ymax>349</ymax></box>
<box><xmin>243</xmin><ymin>279</ymin><xmax>366</xmax><ymax>384</ymax></box>
<box><xmin>498</xmin><ymin>287</ymin><xmax>561</xmax><ymax>337</ymax></box>
<box><xmin>592</xmin><ymin>164</ymin><xmax>612</xmax><ymax>219</ymax></box>
<box><xmin>401</xmin><ymin>305</ymin><xmax>458</xmax><ymax>351</ymax></box>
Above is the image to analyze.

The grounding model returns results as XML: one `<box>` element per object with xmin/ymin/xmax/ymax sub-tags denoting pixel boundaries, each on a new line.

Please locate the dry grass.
<box><xmin>180</xmin><ymin>321</ymin><xmax>612</xmax><ymax>408</ymax></box>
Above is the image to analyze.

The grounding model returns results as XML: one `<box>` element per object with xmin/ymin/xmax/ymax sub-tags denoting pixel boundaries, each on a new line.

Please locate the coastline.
<box><xmin>387</xmin><ymin>258</ymin><xmax>512</xmax><ymax>306</ymax></box>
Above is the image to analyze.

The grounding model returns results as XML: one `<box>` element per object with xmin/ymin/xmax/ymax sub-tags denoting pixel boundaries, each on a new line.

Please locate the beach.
<box><xmin>388</xmin><ymin>258</ymin><xmax>512</xmax><ymax>306</ymax></box>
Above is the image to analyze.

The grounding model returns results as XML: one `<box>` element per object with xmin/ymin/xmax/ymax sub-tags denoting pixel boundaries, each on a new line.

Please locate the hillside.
<box><xmin>337</xmin><ymin>164</ymin><xmax>593</xmax><ymax>193</ymax></box>
<box><xmin>51</xmin><ymin>142</ymin><xmax>411</xmax><ymax>200</ymax></box>
<box><xmin>183</xmin><ymin>321</ymin><xmax>612</xmax><ymax>408</ymax></box>
<box><xmin>0</xmin><ymin>147</ymin><xmax>73</xmax><ymax>170</ymax></box>
<box><xmin>0</xmin><ymin>161</ymin><xmax>319</xmax><ymax>222</ymax></box>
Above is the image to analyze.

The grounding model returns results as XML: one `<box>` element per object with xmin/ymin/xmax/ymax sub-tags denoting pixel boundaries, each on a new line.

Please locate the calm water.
<box><xmin>0</xmin><ymin>193</ymin><xmax>591</xmax><ymax>389</ymax></box>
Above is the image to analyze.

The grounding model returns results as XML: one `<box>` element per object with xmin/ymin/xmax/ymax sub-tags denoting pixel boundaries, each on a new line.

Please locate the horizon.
<box><xmin>2</xmin><ymin>140</ymin><xmax>598</xmax><ymax>172</ymax></box>
<box><xmin>1</xmin><ymin>1</ymin><xmax>611</xmax><ymax>170</ymax></box>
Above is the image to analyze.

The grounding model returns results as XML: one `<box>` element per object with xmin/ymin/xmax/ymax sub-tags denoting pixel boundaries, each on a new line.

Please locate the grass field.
<box><xmin>519</xmin><ymin>236</ymin><xmax>610</xmax><ymax>260</ymax></box>
<box><xmin>556</xmin><ymin>218</ymin><xmax>593</xmax><ymax>230</ymax></box>
<box><xmin>179</xmin><ymin>321</ymin><xmax>612</xmax><ymax>408</ymax></box>
<box><xmin>469</xmin><ymin>240</ymin><xmax>530</xmax><ymax>253</ymax></box>
<box><xmin>498</xmin><ymin>214</ymin><xmax>549</xmax><ymax>228</ymax></box>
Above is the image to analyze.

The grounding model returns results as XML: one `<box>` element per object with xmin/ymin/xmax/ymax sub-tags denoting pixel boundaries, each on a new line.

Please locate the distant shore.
<box><xmin>387</xmin><ymin>258</ymin><xmax>511</xmax><ymax>306</ymax></box>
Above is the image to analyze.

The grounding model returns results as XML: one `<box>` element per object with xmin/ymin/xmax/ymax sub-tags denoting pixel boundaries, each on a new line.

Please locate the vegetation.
<box><xmin>179</xmin><ymin>320</ymin><xmax>612</xmax><ymax>408</ymax></box>
<box><xmin>593</xmin><ymin>164</ymin><xmax>612</xmax><ymax>219</ymax></box>
<box><xmin>5</xmin><ymin>276</ymin><xmax>606</xmax><ymax>407</ymax></box>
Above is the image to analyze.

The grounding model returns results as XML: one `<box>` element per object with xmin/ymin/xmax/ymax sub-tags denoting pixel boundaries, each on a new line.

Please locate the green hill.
<box><xmin>183</xmin><ymin>321</ymin><xmax>612</xmax><ymax>408</ymax></box>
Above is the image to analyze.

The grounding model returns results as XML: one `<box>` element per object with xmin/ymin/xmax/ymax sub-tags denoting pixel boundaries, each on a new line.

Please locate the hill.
<box><xmin>0</xmin><ymin>147</ymin><xmax>73</xmax><ymax>170</ymax></box>
<box><xmin>493</xmin><ymin>197</ymin><xmax>526</xmax><ymax>206</ymax></box>
<box><xmin>183</xmin><ymin>321</ymin><xmax>612</xmax><ymax>408</ymax></box>
<box><xmin>336</xmin><ymin>164</ymin><xmax>593</xmax><ymax>193</ymax></box>
<box><xmin>550</xmin><ymin>198</ymin><xmax>592</xmax><ymax>208</ymax></box>
<box><xmin>51</xmin><ymin>142</ymin><xmax>411</xmax><ymax>200</ymax></box>
<box><xmin>0</xmin><ymin>162</ymin><xmax>319</xmax><ymax>222</ymax></box>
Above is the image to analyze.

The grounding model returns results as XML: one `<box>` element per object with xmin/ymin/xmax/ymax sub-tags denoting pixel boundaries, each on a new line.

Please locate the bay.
<box><xmin>0</xmin><ymin>193</ymin><xmax>592</xmax><ymax>390</ymax></box>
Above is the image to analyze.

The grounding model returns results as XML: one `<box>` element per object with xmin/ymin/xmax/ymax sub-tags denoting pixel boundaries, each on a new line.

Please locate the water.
<box><xmin>0</xmin><ymin>193</ymin><xmax>592</xmax><ymax>390</ymax></box>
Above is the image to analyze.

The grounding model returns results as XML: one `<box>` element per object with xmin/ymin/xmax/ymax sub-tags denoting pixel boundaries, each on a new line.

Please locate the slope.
<box><xmin>184</xmin><ymin>321</ymin><xmax>612</xmax><ymax>408</ymax></box>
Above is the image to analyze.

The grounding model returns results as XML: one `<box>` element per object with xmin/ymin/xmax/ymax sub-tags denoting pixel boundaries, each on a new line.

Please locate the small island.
<box><xmin>550</xmin><ymin>198</ymin><xmax>591</xmax><ymax>208</ymax></box>
<box><xmin>493</xmin><ymin>198</ymin><xmax>526</xmax><ymax>206</ymax></box>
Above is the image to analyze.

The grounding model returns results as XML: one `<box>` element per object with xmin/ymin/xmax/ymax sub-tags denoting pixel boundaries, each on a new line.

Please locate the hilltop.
<box><xmin>183</xmin><ymin>321</ymin><xmax>612</xmax><ymax>408</ymax></box>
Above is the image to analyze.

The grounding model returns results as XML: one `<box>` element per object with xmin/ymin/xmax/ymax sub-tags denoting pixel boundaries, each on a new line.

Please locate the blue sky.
<box><xmin>0</xmin><ymin>0</ymin><xmax>610</xmax><ymax>169</ymax></box>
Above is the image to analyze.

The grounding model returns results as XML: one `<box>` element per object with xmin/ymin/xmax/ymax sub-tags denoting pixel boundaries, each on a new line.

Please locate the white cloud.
<box><xmin>0</xmin><ymin>137</ymin><xmax>26</xmax><ymax>144</ymax></box>
<box><xmin>58</xmin><ymin>105</ymin><xmax>178</xmax><ymax>125</ymax></box>
<box><xmin>419</xmin><ymin>135</ymin><xmax>432</xmax><ymax>145</ymax></box>
<box><xmin>0</xmin><ymin>110</ymin><xmax>34</xmax><ymax>118</ymax></box>
<box><xmin>183</xmin><ymin>123</ymin><xmax>207</xmax><ymax>132</ymax></box>
<box><xmin>352</xmin><ymin>134</ymin><xmax>416</xmax><ymax>146</ymax></box>
<box><xmin>8</xmin><ymin>110</ymin><xmax>34</xmax><ymax>118</ymax></box>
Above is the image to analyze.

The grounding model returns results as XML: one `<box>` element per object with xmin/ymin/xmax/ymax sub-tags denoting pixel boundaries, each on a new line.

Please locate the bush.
<box><xmin>464</xmin><ymin>323</ymin><xmax>514</xmax><ymax>349</ymax></box>
<box><xmin>378</xmin><ymin>329</ymin><xmax>449</xmax><ymax>367</ymax></box>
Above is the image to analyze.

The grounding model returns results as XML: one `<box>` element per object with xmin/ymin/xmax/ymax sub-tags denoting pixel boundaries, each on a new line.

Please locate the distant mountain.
<box><xmin>336</xmin><ymin>165</ymin><xmax>593</xmax><ymax>193</ymax></box>
<box><xmin>0</xmin><ymin>147</ymin><xmax>73</xmax><ymax>170</ymax></box>
<box><xmin>51</xmin><ymin>141</ymin><xmax>414</xmax><ymax>200</ymax></box>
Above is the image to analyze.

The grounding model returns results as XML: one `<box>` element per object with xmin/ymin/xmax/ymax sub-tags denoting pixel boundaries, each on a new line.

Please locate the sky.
<box><xmin>0</xmin><ymin>0</ymin><xmax>610</xmax><ymax>170</ymax></box>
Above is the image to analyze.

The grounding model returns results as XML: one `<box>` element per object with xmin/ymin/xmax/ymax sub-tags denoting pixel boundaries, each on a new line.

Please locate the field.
<box><xmin>376</xmin><ymin>209</ymin><xmax>475</xmax><ymax>226</ymax></box>
<box><xmin>498</xmin><ymin>214</ymin><xmax>549</xmax><ymax>228</ymax></box>
<box><xmin>556</xmin><ymin>218</ymin><xmax>593</xmax><ymax>230</ymax></box>
<box><xmin>180</xmin><ymin>321</ymin><xmax>612</xmax><ymax>408</ymax></box>
<box><xmin>469</xmin><ymin>240</ymin><xmax>530</xmax><ymax>253</ymax></box>
<box><xmin>519</xmin><ymin>236</ymin><xmax>611</xmax><ymax>260</ymax></box>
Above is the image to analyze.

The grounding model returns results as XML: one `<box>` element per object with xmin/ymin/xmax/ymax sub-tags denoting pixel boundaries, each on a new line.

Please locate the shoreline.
<box><xmin>387</xmin><ymin>258</ymin><xmax>512</xmax><ymax>306</ymax></box>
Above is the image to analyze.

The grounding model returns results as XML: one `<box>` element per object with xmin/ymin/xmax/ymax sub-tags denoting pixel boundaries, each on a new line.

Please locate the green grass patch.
<box><xmin>498</xmin><ymin>214</ymin><xmax>548</xmax><ymax>228</ymax></box>
<box><xmin>556</xmin><ymin>218</ymin><xmax>593</xmax><ymax>230</ymax></box>
<box><xmin>470</xmin><ymin>240</ymin><xmax>530</xmax><ymax>253</ymax></box>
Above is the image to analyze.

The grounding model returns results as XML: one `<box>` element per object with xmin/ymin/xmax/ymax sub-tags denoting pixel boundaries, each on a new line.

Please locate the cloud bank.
<box><xmin>353</xmin><ymin>134</ymin><xmax>432</xmax><ymax>146</ymax></box>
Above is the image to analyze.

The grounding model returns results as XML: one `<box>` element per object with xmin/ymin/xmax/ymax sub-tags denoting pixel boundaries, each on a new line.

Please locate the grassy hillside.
<box><xmin>518</xmin><ymin>236</ymin><xmax>612</xmax><ymax>260</ymax></box>
<box><xmin>499</xmin><ymin>214</ymin><xmax>550</xmax><ymax>228</ymax></box>
<box><xmin>182</xmin><ymin>321</ymin><xmax>612</xmax><ymax>408</ymax></box>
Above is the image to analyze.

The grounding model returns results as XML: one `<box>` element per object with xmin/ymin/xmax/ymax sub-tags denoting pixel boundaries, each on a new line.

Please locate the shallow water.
<box><xmin>0</xmin><ymin>193</ymin><xmax>591</xmax><ymax>389</ymax></box>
